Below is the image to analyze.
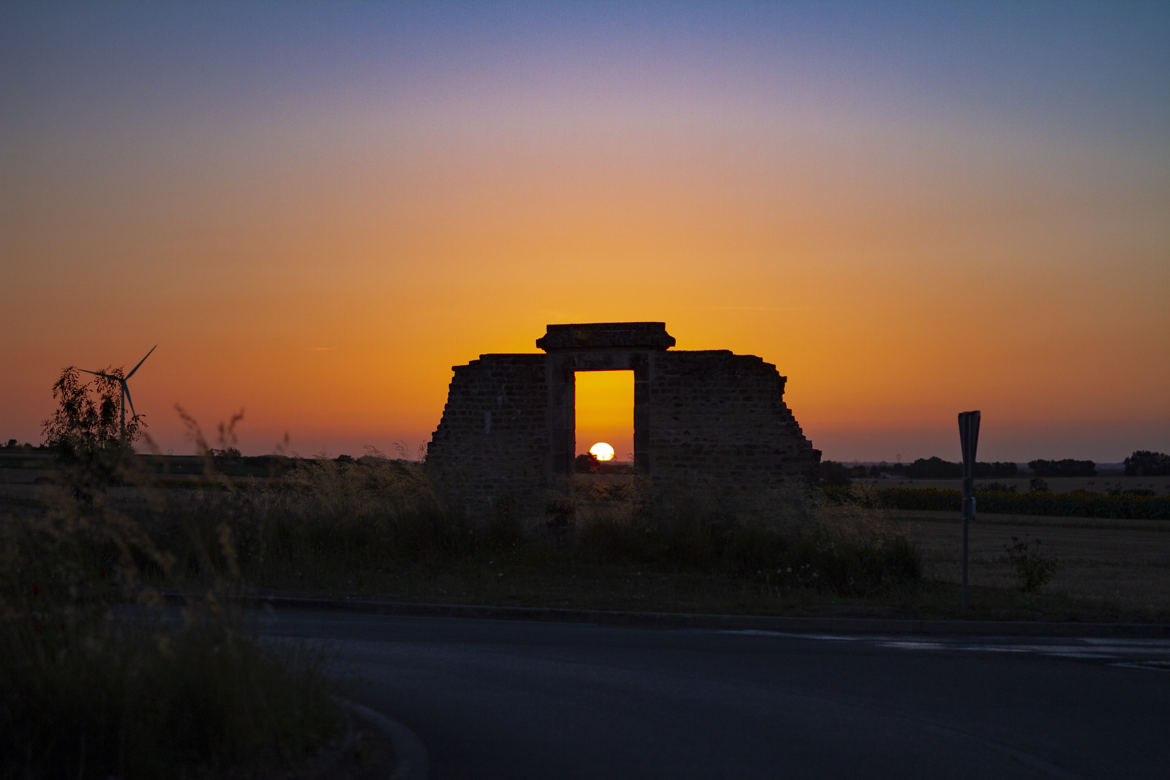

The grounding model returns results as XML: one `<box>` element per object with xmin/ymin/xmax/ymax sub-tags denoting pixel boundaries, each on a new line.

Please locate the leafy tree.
<box><xmin>905</xmin><ymin>457</ymin><xmax>962</xmax><ymax>478</ymax></box>
<box><xmin>1028</xmin><ymin>459</ymin><xmax>1095</xmax><ymax>477</ymax></box>
<box><xmin>1123</xmin><ymin>450</ymin><xmax>1170</xmax><ymax>476</ymax></box>
<box><xmin>41</xmin><ymin>366</ymin><xmax>146</xmax><ymax>502</ymax></box>
<box><xmin>867</xmin><ymin>461</ymin><xmax>905</xmax><ymax>477</ymax></box>
<box><xmin>1004</xmin><ymin>536</ymin><xmax>1057</xmax><ymax>592</ymax></box>
<box><xmin>975</xmin><ymin>461</ymin><xmax>1018</xmax><ymax>478</ymax></box>
<box><xmin>574</xmin><ymin>452</ymin><xmax>600</xmax><ymax>473</ymax></box>
<box><xmin>819</xmin><ymin>460</ymin><xmax>853</xmax><ymax>487</ymax></box>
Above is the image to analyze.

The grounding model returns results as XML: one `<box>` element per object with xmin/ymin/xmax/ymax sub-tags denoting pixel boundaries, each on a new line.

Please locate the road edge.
<box><xmin>174</xmin><ymin>591</ymin><xmax>1170</xmax><ymax>637</ymax></box>
<box><xmin>336</xmin><ymin>697</ymin><xmax>429</xmax><ymax>780</ymax></box>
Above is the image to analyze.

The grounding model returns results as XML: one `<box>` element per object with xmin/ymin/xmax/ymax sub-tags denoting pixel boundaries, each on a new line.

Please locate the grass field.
<box><xmin>2</xmin><ymin>458</ymin><xmax>1167</xmax><ymax>624</ymax></box>
<box><xmin>306</xmin><ymin>509</ymin><xmax>1170</xmax><ymax>622</ymax></box>
<box><xmin>898</xmin><ymin>511</ymin><xmax>1170</xmax><ymax>617</ymax></box>
<box><xmin>855</xmin><ymin>475</ymin><xmax>1170</xmax><ymax>495</ymax></box>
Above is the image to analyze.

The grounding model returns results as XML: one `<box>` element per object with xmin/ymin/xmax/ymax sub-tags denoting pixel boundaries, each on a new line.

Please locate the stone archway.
<box><xmin>427</xmin><ymin>322</ymin><xmax>819</xmax><ymax>524</ymax></box>
<box><xmin>537</xmin><ymin>322</ymin><xmax>674</xmax><ymax>476</ymax></box>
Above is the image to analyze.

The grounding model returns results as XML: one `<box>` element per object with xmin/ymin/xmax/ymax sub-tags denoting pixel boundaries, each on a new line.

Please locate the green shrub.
<box><xmin>1004</xmin><ymin>535</ymin><xmax>1058</xmax><ymax>592</ymax></box>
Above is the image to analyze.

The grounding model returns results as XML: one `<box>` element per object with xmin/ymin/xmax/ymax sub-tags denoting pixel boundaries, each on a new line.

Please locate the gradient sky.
<box><xmin>3</xmin><ymin>1</ymin><xmax>1168</xmax><ymax>462</ymax></box>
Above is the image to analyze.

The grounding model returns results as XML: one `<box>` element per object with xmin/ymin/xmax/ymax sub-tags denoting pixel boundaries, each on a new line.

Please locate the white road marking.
<box><xmin>718</xmin><ymin>629</ymin><xmax>1170</xmax><ymax>670</ymax></box>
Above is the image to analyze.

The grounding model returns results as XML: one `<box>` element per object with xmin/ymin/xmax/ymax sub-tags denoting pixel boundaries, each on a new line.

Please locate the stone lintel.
<box><xmin>536</xmin><ymin>322</ymin><xmax>675</xmax><ymax>352</ymax></box>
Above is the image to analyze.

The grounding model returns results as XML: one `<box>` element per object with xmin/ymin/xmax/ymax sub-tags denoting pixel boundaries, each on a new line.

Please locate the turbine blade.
<box><xmin>124</xmin><ymin>382</ymin><xmax>138</xmax><ymax>419</ymax></box>
<box><xmin>125</xmin><ymin>344</ymin><xmax>157</xmax><ymax>379</ymax></box>
<box><xmin>80</xmin><ymin>369</ymin><xmax>115</xmax><ymax>380</ymax></box>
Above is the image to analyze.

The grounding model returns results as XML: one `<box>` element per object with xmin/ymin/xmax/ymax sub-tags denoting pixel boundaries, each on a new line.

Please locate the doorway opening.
<box><xmin>574</xmin><ymin>370</ymin><xmax>633</xmax><ymax>472</ymax></box>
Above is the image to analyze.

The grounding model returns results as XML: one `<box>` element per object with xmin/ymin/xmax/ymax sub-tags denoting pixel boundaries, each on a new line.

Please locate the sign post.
<box><xmin>958</xmin><ymin>411</ymin><xmax>980</xmax><ymax>612</ymax></box>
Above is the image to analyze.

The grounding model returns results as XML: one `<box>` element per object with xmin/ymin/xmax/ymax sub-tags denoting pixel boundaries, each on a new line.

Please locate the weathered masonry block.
<box><xmin>426</xmin><ymin>323</ymin><xmax>820</xmax><ymax>525</ymax></box>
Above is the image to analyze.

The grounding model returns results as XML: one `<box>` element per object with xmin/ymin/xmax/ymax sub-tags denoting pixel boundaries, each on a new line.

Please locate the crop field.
<box><xmin>833</xmin><ymin>475</ymin><xmax>1170</xmax><ymax>521</ymax></box>
<box><xmin>856</xmin><ymin>475</ymin><xmax>1170</xmax><ymax>495</ymax></box>
<box><xmin>899</xmin><ymin>511</ymin><xmax>1170</xmax><ymax>616</ymax></box>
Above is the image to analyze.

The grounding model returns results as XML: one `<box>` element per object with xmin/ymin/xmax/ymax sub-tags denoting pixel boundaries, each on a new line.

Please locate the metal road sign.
<box><xmin>959</xmin><ymin>410</ymin><xmax>980</xmax><ymax>476</ymax></box>
<box><xmin>958</xmin><ymin>410</ymin><xmax>981</xmax><ymax>612</ymax></box>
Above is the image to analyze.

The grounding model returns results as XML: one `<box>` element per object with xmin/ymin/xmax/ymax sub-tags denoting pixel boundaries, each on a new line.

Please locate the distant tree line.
<box><xmin>3</xmin><ymin>439</ymin><xmax>49</xmax><ymax>451</ymax></box>
<box><xmin>1026</xmin><ymin>459</ymin><xmax>1096</xmax><ymax>477</ymax></box>
<box><xmin>1124</xmin><ymin>450</ymin><xmax>1170</xmax><ymax>476</ymax></box>
<box><xmin>821</xmin><ymin>451</ymin><xmax>1170</xmax><ymax>486</ymax></box>
<box><xmin>819</xmin><ymin>457</ymin><xmax>1018</xmax><ymax>485</ymax></box>
<box><xmin>572</xmin><ymin>452</ymin><xmax>634</xmax><ymax>475</ymax></box>
<box><xmin>574</xmin><ymin>452</ymin><xmax>600</xmax><ymax>473</ymax></box>
<box><xmin>903</xmin><ymin>457</ymin><xmax>1020</xmax><ymax>479</ymax></box>
<box><xmin>823</xmin><ymin>486</ymin><xmax>1170</xmax><ymax>519</ymax></box>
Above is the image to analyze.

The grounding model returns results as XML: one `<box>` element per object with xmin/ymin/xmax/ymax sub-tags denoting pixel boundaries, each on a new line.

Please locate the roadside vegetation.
<box><xmin>111</xmin><ymin>449</ymin><xmax>922</xmax><ymax>603</ymax></box>
<box><xmin>126</xmin><ymin>443</ymin><xmax>1166</xmax><ymax>621</ymax></box>
<box><xmin>2</xmin><ymin>370</ymin><xmax>339</xmax><ymax>779</ymax></box>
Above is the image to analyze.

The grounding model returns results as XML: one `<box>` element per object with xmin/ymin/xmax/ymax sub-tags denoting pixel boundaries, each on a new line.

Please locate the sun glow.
<box><xmin>575</xmin><ymin>370</ymin><xmax>633</xmax><ymax>461</ymax></box>
<box><xmin>3</xmin><ymin>4</ymin><xmax>1167</xmax><ymax>462</ymax></box>
<box><xmin>589</xmin><ymin>442</ymin><xmax>615</xmax><ymax>462</ymax></box>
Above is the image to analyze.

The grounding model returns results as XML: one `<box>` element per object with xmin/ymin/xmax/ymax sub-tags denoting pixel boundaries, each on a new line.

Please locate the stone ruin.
<box><xmin>426</xmin><ymin>322</ymin><xmax>820</xmax><ymax>525</ymax></box>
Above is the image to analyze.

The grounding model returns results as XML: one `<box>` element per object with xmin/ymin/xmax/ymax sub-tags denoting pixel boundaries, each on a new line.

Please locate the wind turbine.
<box><xmin>80</xmin><ymin>345</ymin><xmax>157</xmax><ymax>441</ymax></box>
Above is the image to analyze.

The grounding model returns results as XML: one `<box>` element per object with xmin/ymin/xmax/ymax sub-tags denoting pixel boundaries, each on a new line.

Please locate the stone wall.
<box><xmin>426</xmin><ymin>354</ymin><xmax>549</xmax><ymax>521</ymax></box>
<box><xmin>643</xmin><ymin>350</ymin><xmax>818</xmax><ymax>519</ymax></box>
<box><xmin>426</xmin><ymin>323</ymin><xmax>820</xmax><ymax>526</ymax></box>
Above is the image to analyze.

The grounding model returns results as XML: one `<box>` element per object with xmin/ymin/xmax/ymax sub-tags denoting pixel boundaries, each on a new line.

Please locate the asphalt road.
<box><xmin>250</xmin><ymin>611</ymin><xmax>1170</xmax><ymax>779</ymax></box>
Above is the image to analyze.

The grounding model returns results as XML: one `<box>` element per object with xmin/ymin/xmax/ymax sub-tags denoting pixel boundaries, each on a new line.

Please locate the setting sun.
<box><xmin>589</xmin><ymin>442</ymin><xmax>615</xmax><ymax>462</ymax></box>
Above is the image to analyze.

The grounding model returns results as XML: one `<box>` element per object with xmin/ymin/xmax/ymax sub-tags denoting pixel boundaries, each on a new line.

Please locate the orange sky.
<box><xmin>3</xmin><ymin>3</ymin><xmax>1168</xmax><ymax>462</ymax></box>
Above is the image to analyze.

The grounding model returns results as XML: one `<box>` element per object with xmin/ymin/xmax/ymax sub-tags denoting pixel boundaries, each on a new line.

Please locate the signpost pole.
<box><xmin>958</xmin><ymin>410</ymin><xmax>981</xmax><ymax>613</ymax></box>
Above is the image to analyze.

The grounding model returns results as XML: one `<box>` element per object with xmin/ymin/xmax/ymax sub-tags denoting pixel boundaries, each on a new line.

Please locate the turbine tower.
<box><xmin>80</xmin><ymin>345</ymin><xmax>157</xmax><ymax>441</ymax></box>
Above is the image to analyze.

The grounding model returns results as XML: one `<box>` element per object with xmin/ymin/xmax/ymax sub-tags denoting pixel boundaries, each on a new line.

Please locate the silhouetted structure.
<box><xmin>427</xmin><ymin>322</ymin><xmax>820</xmax><ymax>525</ymax></box>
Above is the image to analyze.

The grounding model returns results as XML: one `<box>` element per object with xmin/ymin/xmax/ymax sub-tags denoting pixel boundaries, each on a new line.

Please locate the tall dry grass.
<box><xmin>571</xmin><ymin>475</ymin><xmax>922</xmax><ymax>596</ymax></box>
<box><xmin>1</xmin><ymin>414</ymin><xmax>339</xmax><ymax>779</ymax></box>
<box><xmin>147</xmin><ymin>412</ymin><xmax>461</xmax><ymax>590</ymax></box>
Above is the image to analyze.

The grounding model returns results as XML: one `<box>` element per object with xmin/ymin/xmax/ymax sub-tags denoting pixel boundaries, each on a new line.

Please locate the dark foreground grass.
<box><xmin>133</xmin><ymin>456</ymin><xmax>923</xmax><ymax>605</ymax></box>
<box><xmin>149</xmin><ymin>456</ymin><xmax>1163</xmax><ymax>624</ymax></box>
<box><xmin>114</xmin><ymin>454</ymin><xmax>1139</xmax><ymax>622</ymax></box>
<box><xmin>3</xmin><ymin>446</ymin><xmax>1158</xmax><ymax>777</ymax></box>
<box><xmin>1</xmin><ymin>608</ymin><xmax>336</xmax><ymax>778</ymax></box>
<box><xmin>0</xmin><ymin>459</ymin><xmax>341</xmax><ymax>779</ymax></box>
